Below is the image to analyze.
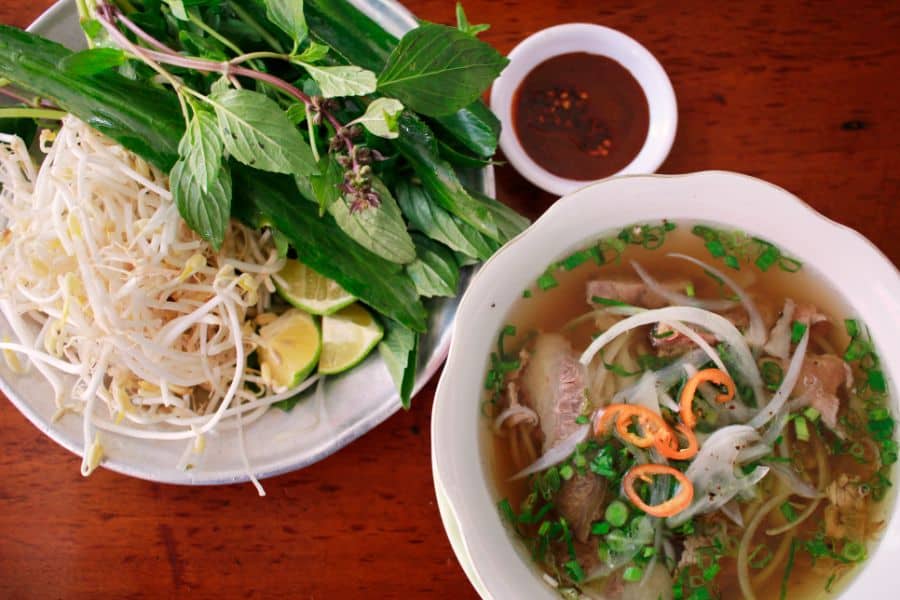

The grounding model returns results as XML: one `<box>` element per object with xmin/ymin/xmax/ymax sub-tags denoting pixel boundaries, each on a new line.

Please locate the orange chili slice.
<box><xmin>655</xmin><ymin>423</ymin><xmax>699</xmax><ymax>460</ymax></box>
<box><xmin>623</xmin><ymin>464</ymin><xmax>694</xmax><ymax>518</ymax></box>
<box><xmin>679</xmin><ymin>368</ymin><xmax>736</xmax><ymax>429</ymax></box>
<box><xmin>594</xmin><ymin>404</ymin><xmax>626</xmax><ymax>437</ymax></box>
<box><xmin>615</xmin><ymin>405</ymin><xmax>669</xmax><ymax>448</ymax></box>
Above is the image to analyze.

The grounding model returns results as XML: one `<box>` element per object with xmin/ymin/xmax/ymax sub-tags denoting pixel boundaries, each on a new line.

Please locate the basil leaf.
<box><xmin>348</xmin><ymin>98</ymin><xmax>404</xmax><ymax>139</ymax></box>
<box><xmin>263</xmin><ymin>0</ymin><xmax>308</xmax><ymax>46</ymax></box>
<box><xmin>377</xmin><ymin>23</ymin><xmax>508</xmax><ymax>117</ymax></box>
<box><xmin>209</xmin><ymin>88</ymin><xmax>316</xmax><ymax>177</ymax></box>
<box><xmin>309</xmin><ymin>154</ymin><xmax>343</xmax><ymax>215</ymax></box>
<box><xmin>378</xmin><ymin>320</ymin><xmax>418</xmax><ymax>409</ymax></box>
<box><xmin>406</xmin><ymin>234</ymin><xmax>460</xmax><ymax>298</ymax></box>
<box><xmin>59</xmin><ymin>48</ymin><xmax>127</xmax><ymax>76</ymax></box>
<box><xmin>164</xmin><ymin>0</ymin><xmax>189</xmax><ymax>21</ymax></box>
<box><xmin>431</xmin><ymin>101</ymin><xmax>500</xmax><ymax>158</ymax></box>
<box><xmin>328</xmin><ymin>177</ymin><xmax>416</xmax><ymax>264</ymax></box>
<box><xmin>456</xmin><ymin>3</ymin><xmax>490</xmax><ymax>37</ymax></box>
<box><xmin>467</xmin><ymin>187</ymin><xmax>531</xmax><ymax>243</ymax></box>
<box><xmin>170</xmin><ymin>158</ymin><xmax>231</xmax><ymax>250</ymax></box>
<box><xmin>299</xmin><ymin>63</ymin><xmax>377</xmax><ymax>98</ymax></box>
<box><xmin>293</xmin><ymin>41</ymin><xmax>330</xmax><ymax>63</ymax></box>
<box><xmin>178</xmin><ymin>108</ymin><xmax>223</xmax><ymax>192</ymax></box>
<box><xmin>285</xmin><ymin>102</ymin><xmax>307</xmax><ymax>125</ymax></box>
<box><xmin>395</xmin><ymin>180</ymin><xmax>495</xmax><ymax>261</ymax></box>
<box><xmin>394</xmin><ymin>112</ymin><xmax>499</xmax><ymax>240</ymax></box>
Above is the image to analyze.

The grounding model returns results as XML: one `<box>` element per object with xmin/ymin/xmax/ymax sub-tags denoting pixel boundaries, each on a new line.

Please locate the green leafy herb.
<box><xmin>170</xmin><ymin>158</ymin><xmax>231</xmax><ymax>250</ymax></box>
<box><xmin>564</xmin><ymin>559</ymin><xmax>585</xmax><ymax>583</ymax></box>
<box><xmin>378</xmin><ymin>319</ymin><xmax>419</xmax><ymax>409</ymax></box>
<box><xmin>455</xmin><ymin>3</ymin><xmax>490</xmax><ymax>36</ymax></box>
<box><xmin>377</xmin><ymin>23</ymin><xmax>508</xmax><ymax>117</ymax></box>
<box><xmin>178</xmin><ymin>107</ymin><xmax>223</xmax><ymax>192</ymax></box>
<box><xmin>591</xmin><ymin>296</ymin><xmax>628</xmax><ymax>307</ymax></box>
<box><xmin>263</xmin><ymin>0</ymin><xmax>308</xmax><ymax>47</ymax></box>
<box><xmin>59</xmin><ymin>47</ymin><xmax>126</xmax><ymax>76</ymax></box>
<box><xmin>589</xmin><ymin>445</ymin><xmax>618</xmax><ymax>480</ymax></box>
<box><xmin>308</xmin><ymin>154</ymin><xmax>343</xmax><ymax>215</ymax></box>
<box><xmin>790</xmin><ymin>321</ymin><xmax>807</xmax><ymax>344</ymax></box>
<box><xmin>780</xmin><ymin>539</ymin><xmax>798</xmax><ymax>600</ymax></box>
<box><xmin>299</xmin><ymin>62</ymin><xmax>377</xmax><ymax>98</ymax></box>
<box><xmin>780</xmin><ymin>502</ymin><xmax>798</xmax><ymax>522</ymax></box>
<box><xmin>406</xmin><ymin>234</ymin><xmax>460</xmax><ymax>297</ymax></box>
<box><xmin>591</xmin><ymin>521</ymin><xmax>611</xmax><ymax>536</ymax></box>
<box><xmin>208</xmin><ymin>88</ymin><xmax>317</xmax><ymax>177</ymax></box>
<box><xmin>347</xmin><ymin>97</ymin><xmax>404</xmax><ymax>138</ymax></box>
<box><xmin>328</xmin><ymin>177</ymin><xmax>416</xmax><ymax>264</ymax></box>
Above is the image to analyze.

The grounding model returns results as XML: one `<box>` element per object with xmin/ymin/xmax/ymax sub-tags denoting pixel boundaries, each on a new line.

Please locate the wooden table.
<box><xmin>1</xmin><ymin>1</ymin><xmax>898</xmax><ymax>598</ymax></box>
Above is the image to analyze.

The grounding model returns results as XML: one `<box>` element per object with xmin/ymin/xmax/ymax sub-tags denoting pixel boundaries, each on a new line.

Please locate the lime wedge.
<box><xmin>319</xmin><ymin>304</ymin><xmax>384</xmax><ymax>375</ymax></box>
<box><xmin>275</xmin><ymin>259</ymin><xmax>356</xmax><ymax>316</ymax></box>
<box><xmin>258</xmin><ymin>309</ymin><xmax>321</xmax><ymax>388</ymax></box>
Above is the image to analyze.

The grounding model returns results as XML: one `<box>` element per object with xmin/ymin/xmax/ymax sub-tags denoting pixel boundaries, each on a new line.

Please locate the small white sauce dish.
<box><xmin>431</xmin><ymin>171</ymin><xmax>900</xmax><ymax>599</ymax></box>
<box><xmin>490</xmin><ymin>23</ymin><xmax>678</xmax><ymax>196</ymax></box>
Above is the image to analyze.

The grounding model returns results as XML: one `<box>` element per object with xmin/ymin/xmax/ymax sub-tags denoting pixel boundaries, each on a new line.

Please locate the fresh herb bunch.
<box><xmin>0</xmin><ymin>0</ymin><xmax>528</xmax><ymax>406</ymax></box>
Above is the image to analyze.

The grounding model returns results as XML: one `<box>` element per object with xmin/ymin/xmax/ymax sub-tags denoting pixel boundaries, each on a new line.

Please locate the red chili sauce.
<box><xmin>512</xmin><ymin>52</ymin><xmax>650</xmax><ymax>181</ymax></box>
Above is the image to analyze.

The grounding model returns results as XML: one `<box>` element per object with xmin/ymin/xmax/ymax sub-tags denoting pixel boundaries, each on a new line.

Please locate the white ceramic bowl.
<box><xmin>432</xmin><ymin>171</ymin><xmax>900</xmax><ymax>599</ymax></box>
<box><xmin>490</xmin><ymin>23</ymin><xmax>677</xmax><ymax>196</ymax></box>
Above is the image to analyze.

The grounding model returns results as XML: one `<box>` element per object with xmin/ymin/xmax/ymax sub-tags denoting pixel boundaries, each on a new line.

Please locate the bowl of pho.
<box><xmin>432</xmin><ymin>171</ymin><xmax>900</xmax><ymax>599</ymax></box>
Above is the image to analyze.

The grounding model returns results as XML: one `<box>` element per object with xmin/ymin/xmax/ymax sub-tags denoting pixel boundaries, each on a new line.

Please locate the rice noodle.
<box><xmin>0</xmin><ymin>118</ymin><xmax>296</xmax><ymax>485</ymax></box>
<box><xmin>631</xmin><ymin>260</ymin><xmax>737</xmax><ymax>310</ymax></box>
<box><xmin>768</xmin><ymin>463</ymin><xmax>820</xmax><ymax>499</ymax></box>
<box><xmin>736</xmin><ymin>491</ymin><xmax>792</xmax><ymax>600</ymax></box>
<box><xmin>667</xmin><ymin>252</ymin><xmax>768</xmax><ymax>348</ymax></box>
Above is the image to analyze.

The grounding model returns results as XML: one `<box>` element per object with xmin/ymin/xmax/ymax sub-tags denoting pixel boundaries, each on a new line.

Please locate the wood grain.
<box><xmin>1</xmin><ymin>1</ymin><xmax>898</xmax><ymax>598</ymax></box>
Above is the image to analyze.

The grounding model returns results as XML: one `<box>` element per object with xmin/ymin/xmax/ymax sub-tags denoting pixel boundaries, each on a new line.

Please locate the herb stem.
<box><xmin>187</xmin><ymin>9</ymin><xmax>244</xmax><ymax>57</ymax></box>
<box><xmin>229</xmin><ymin>51</ymin><xmax>290</xmax><ymax>66</ymax></box>
<box><xmin>116</xmin><ymin>10</ymin><xmax>179</xmax><ymax>56</ymax></box>
<box><xmin>0</xmin><ymin>107</ymin><xmax>68</xmax><ymax>120</ymax></box>
<box><xmin>226</xmin><ymin>1</ymin><xmax>285</xmax><ymax>54</ymax></box>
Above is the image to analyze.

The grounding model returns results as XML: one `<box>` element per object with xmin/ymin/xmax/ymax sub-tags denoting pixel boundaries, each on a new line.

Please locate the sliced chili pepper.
<box><xmin>679</xmin><ymin>368</ymin><xmax>736</xmax><ymax>429</ymax></box>
<box><xmin>623</xmin><ymin>464</ymin><xmax>694</xmax><ymax>518</ymax></box>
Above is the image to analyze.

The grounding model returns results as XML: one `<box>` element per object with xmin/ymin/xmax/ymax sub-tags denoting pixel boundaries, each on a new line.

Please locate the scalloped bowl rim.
<box><xmin>432</xmin><ymin>170</ymin><xmax>900</xmax><ymax>599</ymax></box>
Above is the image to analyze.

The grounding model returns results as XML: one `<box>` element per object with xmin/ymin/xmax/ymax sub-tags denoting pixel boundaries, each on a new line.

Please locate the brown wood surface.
<box><xmin>1</xmin><ymin>1</ymin><xmax>899</xmax><ymax>598</ymax></box>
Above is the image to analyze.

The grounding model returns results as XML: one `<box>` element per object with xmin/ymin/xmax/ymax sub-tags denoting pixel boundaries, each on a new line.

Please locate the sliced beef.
<box><xmin>824</xmin><ymin>473</ymin><xmax>868</xmax><ymax>538</ymax></box>
<box><xmin>650</xmin><ymin>322</ymin><xmax>717</xmax><ymax>356</ymax></box>
<box><xmin>586</xmin><ymin>277</ymin><xmax>689</xmax><ymax>309</ymax></box>
<box><xmin>787</xmin><ymin>353</ymin><xmax>851</xmax><ymax>429</ymax></box>
<box><xmin>520</xmin><ymin>334</ymin><xmax>606</xmax><ymax>542</ymax></box>
<box><xmin>520</xmin><ymin>334</ymin><xmax>588</xmax><ymax>451</ymax></box>
<box><xmin>556</xmin><ymin>474</ymin><xmax>607</xmax><ymax>542</ymax></box>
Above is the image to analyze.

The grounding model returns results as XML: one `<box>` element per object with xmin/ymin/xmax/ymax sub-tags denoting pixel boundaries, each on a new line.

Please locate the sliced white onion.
<box><xmin>721</xmin><ymin>500</ymin><xmax>745</xmax><ymax>527</ymax></box>
<box><xmin>631</xmin><ymin>260</ymin><xmax>737</xmax><ymax>310</ymax></box>
<box><xmin>763</xmin><ymin>298</ymin><xmax>796</xmax><ymax>359</ymax></box>
<box><xmin>580</xmin><ymin>306</ymin><xmax>764</xmax><ymax>403</ymax></box>
<box><xmin>509</xmin><ymin>424</ymin><xmax>590</xmax><ymax>480</ymax></box>
<box><xmin>668</xmin><ymin>425</ymin><xmax>767</xmax><ymax>527</ymax></box>
<box><xmin>748</xmin><ymin>328</ymin><xmax>809</xmax><ymax>429</ymax></box>
<box><xmin>668</xmin><ymin>253</ymin><xmax>768</xmax><ymax>348</ymax></box>
<box><xmin>768</xmin><ymin>462</ymin><xmax>820</xmax><ymax>499</ymax></box>
<box><xmin>492</xmin><ymin>404</ymin><xmax>539</xmax><ymax>432</ymax></box>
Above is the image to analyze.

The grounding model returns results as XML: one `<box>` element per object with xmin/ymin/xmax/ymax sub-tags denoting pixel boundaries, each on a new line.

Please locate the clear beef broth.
<box><xmin>486</xmin><ymin>223</ymin><xmax>894</xmax><ymax>599</ymax></box>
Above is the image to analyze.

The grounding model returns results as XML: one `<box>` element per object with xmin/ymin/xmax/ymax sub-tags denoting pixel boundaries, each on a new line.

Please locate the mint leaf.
<box><xmin>456</xmin><ymin>3</ymin><xmax>490</xmax><ymax>36</ymax></box>
<box><xmin>209</xmin><ymin>88</ymin><xmax>316</xmax><ymax>177</ymax></box>
<box><xmin>377</xmin><ymin>23</ymin><xmax>508</xmax><ymax>117</ymax></box>
<box><xmin>59</xmin><ymin>48</ymin><xmax>126</xmax><ymax>76</ymax></box>
<box><xmin>395</xmin><ymin>180</ymin><xmax>495</xmax><ymax>261</ymax></box>
<box><xmin>178</xmin><ymin>108</ymin><xmax>223</xmax><ymax>192</ymax></box>
<box><xmin>170</xmin><ymin>158</ymin><xmax>231</xmax><ymax>250</ymax></box>
<box><xmin>293</xmin><ymin>41</ymin><xmax>329</xmax><ymax>64</ymax></box>
<box><xmin>299</xmin><ymin>63</ymin><xmax>377</xmax><ymax>98</ymax></box>
<box><xmin>263</xmin><ymin>0</ymin><xmax>307</xmax><ymax>47</ymax></box>
<box><xmin>406</xmin><ymin>234</ymin><xmax>460</xmax><ymax>298</ymax></box>
<box><xmin>348</xmin><ymin>98</ymin><xmax>404</xmax><ymax>139</ymax></box>
<box><xmin>378</xmin><ymin>320</ymin><xmax>418</xmax><ymax>409</ymax></box>
<box><xmin>327</xmin><ymin>177</ymin><xmax>416</xmax><ymax>264</ymax></box>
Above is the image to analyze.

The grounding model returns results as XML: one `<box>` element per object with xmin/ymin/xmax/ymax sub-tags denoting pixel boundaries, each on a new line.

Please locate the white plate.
<box><xmin>432</xmin><ymin>171</ymin><xmax>900</xmax><ymax>598</ymax></box>
<box><xmin>0</xmin><ymin>0</ymin><xmax>493</xmax><ymax>486</ymax></box>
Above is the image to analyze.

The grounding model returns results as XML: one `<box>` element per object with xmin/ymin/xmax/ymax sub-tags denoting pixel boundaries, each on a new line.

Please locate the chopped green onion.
<box><xmin>642</xmin><ymin>546</ymin><xmax>656</xmax><ymax>558</ymax></box>
<box><xmin>522</xmin><ymin>289</ymin><xmax>532</xmax><ymax>298</ymax></box>
<box><xmin>868</xmin><ymin>370</ymin><xmax>887</xmax><ymax>393</ymax></box>
<box><xmin>849</xmin><ymin>442</ymin><xmax>866</xmax><ymax>461</ymax></box>
<box><xmin>591</xmin><ymin>521</ymin><xmax>611</xmax><ymax>536</ymax></box>
<box><xmin>685</xmin><ymin>283</ymin><xmax>695</xmax><ymax>297</ymax></box>
<box><xmin>803</xmin><ymin>407</ymin><xmax>821</xmax><ymax>422</ymax></box>
<box><xmin>778</xmin><ymin>256</ymin><xmax>803</xmax><ymax>272</ymax></box>
<box><xmin>623</xmin><ymin>566</ymin><xmax>643</xmax><ymax>582</ymax></box>
<box><xmin>749</xmin><ymin>544</ymin><xmax>773</xmax><ymax>568</ymax></box>
<box><xmin>761</xmin><ymin>360</ymin><xmax>784</xmax><ymax>391</ymax></box>
<box><xmin>842</xmin><ymin>541</ymin><xmax>866</xmax><ymax>562</ymax></box>
<box><xmin>724</xmin><ymin>254</ymin><xmax>740</xmax><ymax>270</ymax></box>
<box><xmin>780</xmin><ymin>539</ymin><xmax>798</xmax><ymax>600</ymax></box>
<box><xmin>606</xmin><ymin>529</ymin><xmax>630</xmax><ymax>553</ymax></box>
<box><xmin>780</xmin><ymin>502</ymin><xmax>798</xmax><ymax>522</ymax></box>
<box><xmin>560</xmin><ymin>465</ymin><xmax>574</xmax><ymax>480</ymax></box>
<box><xmin>790</xmin><ymin>321</ymin><xmax>807</xmax><ymax>344</ymax></box>
<box><xmin>845</xmin><ymin>319</ymin><xmax>860</xmax><ymax>338</ymax></box>
<box><xmin>825</xmin><ymin>573</ymin><xmax>837</xmax><ymax>592</ymax></box>
<box><xmin>702</xmin><ymin>561</ymin><xmax>721</xmax><ymax>581</ymax></box>
<box><xmin>651</xmin><ymin>328</ymin><xmax>676</xmax><ymax>339</ymax></box>
<box><xmin>755</xmin><ymin>245</ymin><xmax>779</xmax><ymax>271</ymax></box>
<box><xmin>794</xmin><ymin>416</ymin><xmax>810</xmax><ymax>442</ymax></box>
<box><xmin>705</xmin><ymin>240</ymin><xmax>726</xmax><ymax>257</ymax></box>
<box><xmin>498</xmin><ymin>499</ymin><xmax>515</xmax><ymax>524</ymax></box>
<box><xmin>561</xmin><ymin>250</ymin><xmax>590</xmax><ymax>271</ymax></box>
<box><xmin>564</xmin><ymin>559</ymin><xmax>585</xmax><ymax>583</ymax></box>
<box><xmin>537</xmin><ymin>272</ymin><xmax>558</xmax><ymax>291</ymax></box>
<box><xmin>575</xmin><ymin>415</ymin><xmax>589</xmax><ymax>425</ymax></box>
<box><xmin>605</xmin><ymin>500</ymin><xmax>629</xmax><ymax>527</ymax></box>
